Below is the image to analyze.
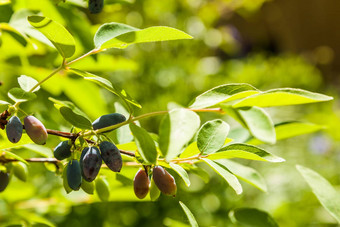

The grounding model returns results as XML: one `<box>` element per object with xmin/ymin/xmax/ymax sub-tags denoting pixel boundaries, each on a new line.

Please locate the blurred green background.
<box><xmin>0</xmin><ymin>0</ymin><xmax>340</xmax><ymax>226</ymax></box>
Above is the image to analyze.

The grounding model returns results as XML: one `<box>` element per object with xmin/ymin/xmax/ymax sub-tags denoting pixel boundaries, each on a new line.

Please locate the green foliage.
<box><xmin>297</xmin><ymin>165</ymin><xmax>340</xmax><ymax>223</ymax></box>
<box><xmin>27</xmin><ymin>16</ymin><xmax>75</xmax><ymax>58</ymax></box>
<box><xmin>229</xmin><ymin>208</ymin><xmax>278</xmax><ymax>227</ymax></box>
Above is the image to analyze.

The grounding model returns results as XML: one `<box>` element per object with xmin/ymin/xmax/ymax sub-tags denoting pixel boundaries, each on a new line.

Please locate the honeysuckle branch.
<box><xmin>84</xmin><ymin>107</ymin><xmax>224</xmax><ymax>136</ymax></box>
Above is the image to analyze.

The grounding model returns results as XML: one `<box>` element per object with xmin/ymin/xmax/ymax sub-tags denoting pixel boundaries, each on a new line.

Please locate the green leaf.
<box><xmin>8</xmin><ymin>87</ymin><xmax>36</xmax><ymax>102</ymax></box>
<box><xmin>2</xmin><ymin>150</ymin><xmax>28</xmax><ymax>165</ymax></box>
<box><xmin>27</xmin><ymin>16</ymin><xmax>75</xmax><ymax>58</ymax></box>
<box><xmin>129</xmin><ymin>123</ymin><xmax>157</xmax><ymax>164</ymax></box>
<box><xmin>229</xmin><ymin>208</ymin><xmax>278</xmax><ymax>227</ymax></box>
<box><xmin>237</xmin><ymin>107</ymin><xmax>276</xmax><ymax>144</ymax></box>
<box><xmin>208</xmin><ymin>143</ymin><xmax>284</xmax><ymax>162</ymax></box>
<box><xmin>202</xmin><ymin>158</ymin><xmax>242</xmax><ymax>194</ymax></box>
<box><xmin>179</xmin><ymin>142</ymin><xmax>200</xmax><ymax>158</ymax></box>
<box><xmin>297</xmin><ymin>165</ymin><xmax>340</xmax><ymax>223</ymax></box>
<box><xmin>94</xmin><ymin>22</ymin><xmax>138</xmax><ymax>48</ymax></box>
<box><xmin>197</xmin><ymin>119</ymin><xmax>230</xmax><ymax>155</ymax></box>
<box><xmin>233</xmin><ymin>88</ymin><xmax>333</xmax><ymax>108</ymax></box>
<box><xmin>248</xmin><ymin>121</ymin><xmax>325</xmax><ymax>145</ymax></box>
<box><xmin>18</xmin><ymin>75</ymin><xmax>40</xmax><ymax>92</ymax></box>
<box><xmin>179</xmin><ymin>201</ymin><xmax>199</xmax><ymax>227</ymax></box>
<box><xmin>114</xmin><ymin>102</ymin><xmax>133</xmax><ymax>144</ymax></box>
<box><xmin>0</xmin><ymin>100</ymin><xmax>11</xmax><ymax>107</ymax></box>
<box><xmin>59</xmin><ymin>106</ymin><xmax>92</xmax><ymax>129</ymax></box>
<box><xmin>68</xmin><ymin>68</ymin><xmax>141</xmax><ymax>109</ymax></box>
<box><xmin>215</xmin><ymin>159</ymin><xmax>267</xmax><ymax>192</ymax></box>
<box><xmin>189</xmin><ymin>83</ymin><xmax>258</xmax><ymax>109</ymax></box>
<box><xmin>159</xmin><ymin>109</ymin><xmax>200</xmax><ymax>162</ymax></box>
<box><xmin>100</xmin><ymin>26</ymin><xmax>193</xmax><ymax>50</ymax></box>
<box><xmin>169</xmin><ymin>163</ymin><xmax>190</xmax><ymax>187</ymax></box>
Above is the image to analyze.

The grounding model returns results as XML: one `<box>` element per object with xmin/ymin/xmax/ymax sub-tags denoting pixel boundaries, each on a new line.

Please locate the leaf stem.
<box><xmin>66</xmin><ymin>48</ymin><xmax>101</xmax><ymax>66</ymax></box>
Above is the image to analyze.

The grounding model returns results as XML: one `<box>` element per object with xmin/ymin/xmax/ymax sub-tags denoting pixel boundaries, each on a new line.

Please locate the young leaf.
<box><xmin>2</xmin><ymin>150</ymin><xmax>29</xmax><ymax>165</ymax></box>
<box><xmin>114</xmin><ymin>102</ymin><xmax>133</xmax><ymax>144</ymax></box>
<box><xmin>229</xmin><ymin>208</ymin><xmax>278</xmax><ymax>227</ymax></box>
<box><xmin>208</xmin><ymin>143</ymin><xmax>285</xmax><ymax>162</ymax></box>
<box><xmin>8</xmin><ymin>87</ymin><xmax>36</xmax><ymax>102</ymax></box>
<box><xmin>0</xmin><ymin>100</ymin><xmax>11</xmax><ymax>107</ymax></box>
<box><xmin>237</xmin><ymin>107</ymin><xmax>276</xmax><ymax>144</ymax></box>
<box><xmin>297</xmin><ymin>165</ymin><xmax>340</xmax><ymax>223</ymax></box>
<box><xmin>68</xmin><ymin>68</ymin><xmax>141</xmax><ymax>109</ymax></box>
<box><xmin>27</xmin><ymin>16</ymin><xmax>76</xmax><ymax>58</ymax></box>
<box><xmin>94</xmin><ymin>22</ymin><xmax>138</xmax><ymax>48</ymax></box>
<box><xmin>169</xmin><ymin>163</ymin><xmax>190</xmax><ymax>187</ymax></box>
<box><xmin>179</xmin><ymin>142</ymin><xmax>200</xmax><ymax>158</ymax></box>
<box><xmin>179</xmin><ymin>201</ymin><xmax>199</xmax><ymax>227</ymax></box>
<box><xmin>215</xmin><ymin>159</ymin><xmax>267</xmax><ymax>192</ymax></box>
<box><xmin>247</xmin><ymin>121</ymin><xmax>325</xmax><ymax>145</ymax></box>
<box><xmin>100</xmin><ymin>26</ymin><xmax>193</xmax><ymax>50</ymax></box>
<box><xmin>59</xmin><ymin>106</ymin><xmax>92</xmax><ymax>129</ymax></box>
<box><xmin>159</xmin><ymin>109</ymin><xmax>200</xmax><ymax>162</ymax></box>
<box><xmin>202</xmin><ymin>158</ymin><xmax>242</xmax><ymax>195</ymax></box>
<box><xmin>189</xmin><ymin>83</ymin><xmax>258</xmax><ymax>109</ymax></box>
<box><xmin>233</xmin><ymin>88</ymin><xmax>333</xmax><ymax>108</ymax></box>
<box><xmin>129</xmin><ymin>123</ymin><xmax>157</xmax><ymax>164</ymax></box>
<box><xmin>18</xmin><ymin>75</ymin><xmax>40</xmax><ymax>92</ymax></box>
<box><xmin>197</xmin><ymin>119</ymin><xmax>230</xmax><ymax>155</ymax></box>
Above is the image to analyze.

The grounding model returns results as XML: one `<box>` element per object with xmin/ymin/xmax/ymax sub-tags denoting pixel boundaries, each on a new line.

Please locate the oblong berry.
<box><xmin>67</xmin><ymin>160</ymin><xmax>82</xmax><ymax>191</ymax></box>
<box><xmin>24</xmin><ymin>116</ymin><xmax>48</xmax><ymax>145</ymax></box>
<box><xmin>133</xmin><ymin>169</ymin><xmax>150</xmax><ymax>199</ymax></box>
<box><xmin>6</xmin><ymin>116</ymin><xmax>23</xmax><ymax>143</ymax></box>
<box><xmin>89</xmin><ymin>0</ymin><xmax>104</xmax><ymax>14</ymax></box>
<box><xmin>152</xmin><ymin>166</ymin><xmax>177</xmax><ymax>196</ymax></box>
<box><xmin>54</xmin><ymin>141</ymin><xmax>72</xmax><ymax>160</ymax></box>
<box><xmin>99</xmin><ymin>141</ymin><xmax>122</xmax><ymax>172</ymax></box>
<box><xmin>80</xmin><ymin>147</ymin><xmax>102</xmax><ymax>182</ymax></box>
<box><xmin>0</xmin><ymin>171</ymin><xmax>10</xmax><ymax>192</ymax></box>
<box><xmin>92</xmin><ymin>113</ymin><xmax>126</xmax><ymax>132</ymax></box>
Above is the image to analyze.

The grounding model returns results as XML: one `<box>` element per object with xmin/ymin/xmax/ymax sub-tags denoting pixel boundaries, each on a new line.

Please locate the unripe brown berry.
<box><xmin>24</xmin><ymin>116</ymin><xmax>48</xmax><ymax>145</ymax></box>
<box><xmin>152</xmin><ymin>166</ymin><xmax>177</xmax><ymax>196</ymax></box>
<box><xmin>133</xmin><ymin>169</ymin><xmax>150</xmax><ymax>199</ymax></box>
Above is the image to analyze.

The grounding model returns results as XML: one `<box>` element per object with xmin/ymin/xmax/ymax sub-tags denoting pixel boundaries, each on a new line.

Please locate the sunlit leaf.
<box><xmin>247</xmin><ymin>121</ymin><xmax>325</xmax><ymax>145</ymax></box>
<box><xmin>28</xmin><ymin>16</ymin><xmax>75</xmax><ymax>58</ymax></box>
<box><xmin>229</xmin><ymin>208</ymin><xmax>278</xmax><ymax>227</ymax></box>
<box><xmin>169</xmin><ymin>163</ymin><xmax>190</xmax><ymax>187</ymax></box>
<box><xmin>237</xmin><ymin>107</ymin><xmax>276</xmax><ymax>144</ymax></box>
<box><xmin>129</xmin><ymin>123</ymin><xmax>157</xmax><ymax>164</ymax></box>
<box><xmin>179</xmin><ymin>201</ymin><xmax>199</xmax><ymax>227</ymax></box>
<box><xmin>215</xmin><ymin>159</ymin><xmax>267</xmax><ymax>192</ymax></box>
<box><xmin>159</xmin><ymin>109</ymin><xmax>200</xmax><ymax>162</ymax></box>
<box><xmin>233</xmin><ymin>88</ymin><xmax>333</xmax><ymax>108</ymax></box>
<box><xmin>189</xmin><ymin>83</ymin><xmax>258</xmax><ymax>109</ymax></box>
<box><xmin>179</xmin><ymin>142</ymin><xmax>200</xmax><ymax>158</ymax></box>
<box><xmin>202</xmin><ymin>158</ymin><xmax>242</xmax><ymax>194</ymax></box>
<box><xmin>59</xmin><ymin>106</ymin><xmax>92</xmax><ymax>129</ymax></box>
<box><xmin>68</xmin><ymin>68</ymin><xmax>141</xmax><ymax>109</ymax></box>
<box><xmin>18</xmin><ymin>75</ymin><xmax>40</xmax><ymax>92</ymax></box>
<box><xmin>114</xmin><ymin>102</ymin><xmax>133</xmax><ymax>144</ymax></box>
<box><xmin>207</xmin><ymin>143</ymin><xmax>284</xmax><ymax>162</ymax></box>
<box><xmin>8</xmin><ymin>87</ymin><xmax>36</xmax><ymax>102</ymax></box>
<box><xmin>2</xmin><ymin>150</ymin><xmax>28</xmax><ymax>165</ymax></box>
<box><xmin>297</xmin><ymin>165</ymin><xmax>340</xmax><ymax>223</ymax></box>
<box><xmin>94</xmin><ymin>22</ymin><xmax>138</xmax><ymax>48</ymax></box>
<box><xmin>100</xmin><ymin>26</ymin><xmax>193</xmax><ymax>50</ymax></box>
<box><xmin>0</xmin><ymin>100</ymin><xmax>11</xmax><ymax>107</ymax></box>
<box><xmin>197</xmin><ymin>120</ymin><xmax>230</xmax><ymax>155</ymax></box>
